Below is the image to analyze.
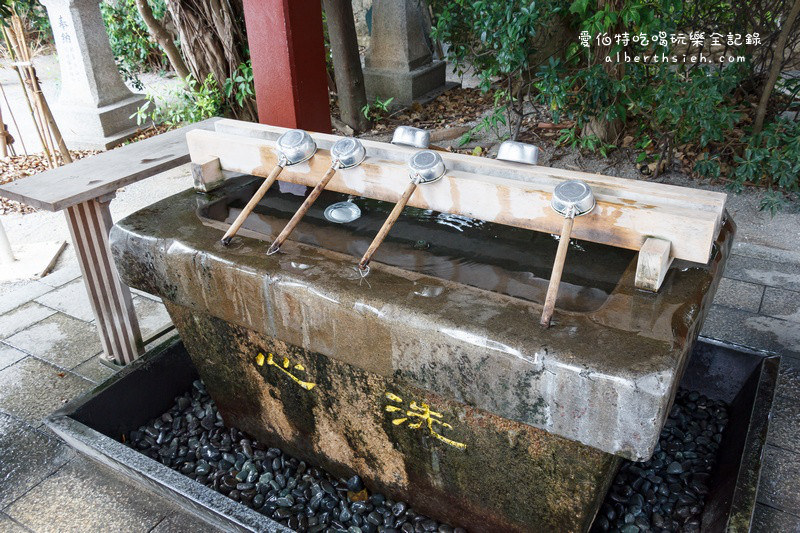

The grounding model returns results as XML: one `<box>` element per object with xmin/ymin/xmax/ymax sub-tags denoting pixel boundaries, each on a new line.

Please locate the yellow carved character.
<box><xmin>384</xmin><ymin>392</ymin><xmax>466</xmax><ymax>450</ymax></box>
<box><xmin>257</xmin><ymin>352</ymin><xmax>316</xmax><ymax>391</ymax></box>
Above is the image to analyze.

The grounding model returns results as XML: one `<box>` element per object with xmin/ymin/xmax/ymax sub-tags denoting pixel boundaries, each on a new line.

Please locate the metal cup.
<box><xmin>391</xmin><ymin>126</ymin><xmax>430</xmax><ymax>149</ymax></box>
<box><xmin>408</xmin><ymin>150</ymin><xmax>446</xmax><ymax>184</ymax></box>
<box><xmin>497</xmin><ymin>140</ymin><xmax>540</xmax><ymax>165</ymax></box>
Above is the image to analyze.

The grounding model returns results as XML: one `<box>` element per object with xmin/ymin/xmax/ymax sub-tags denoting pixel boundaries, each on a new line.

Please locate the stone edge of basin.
<box><xmin>108</xmin><ymin>188</ymin><xmax>734</xmax><ymax>460</ymax></box>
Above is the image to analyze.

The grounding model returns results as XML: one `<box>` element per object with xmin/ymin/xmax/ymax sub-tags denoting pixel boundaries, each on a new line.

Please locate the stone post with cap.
<box><xmin>40</xmin><ymin>0</ymin><xmax>146</xmax><ymax>149</ymax></box>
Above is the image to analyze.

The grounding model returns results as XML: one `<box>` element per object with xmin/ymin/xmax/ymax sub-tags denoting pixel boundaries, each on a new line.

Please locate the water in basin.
<box><xmin>197</xmin><ymin>176</ymin><xmax>637</xmax><ymax>313</ymax></box>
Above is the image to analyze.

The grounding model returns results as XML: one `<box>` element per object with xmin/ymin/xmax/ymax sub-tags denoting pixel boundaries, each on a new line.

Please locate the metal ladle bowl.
<box><xmin>392</xmin><ymin>126</ymin><xmax>430</xmax><ymax>149</ymax></box>
<box><xmin>330</xmin><ymin>138</ymin><xmax>366</xmax><ymax>169</ymax></box>
<box><xmin>551</xmin><ymin>180</ymin><xmax>595</xmax><ymax>218</ymax></box>
<box><xmin>276</xmin><ymin>129</ymin><xmax>317</xmax><ymax>165</ymax></box>
<box><xmin>497</xmin><ymin>140</ymin><xmax>540</xmax><ymax>165</ymax></box>
<box><xmin>408</xmin><ymin>150</ymin><xmax>446</xmax><ymax>184</ymax></box>
<box><xmin>324</xmin><ymin>201</ymin><xmax>361</xmax><ymax>223</ymax></box>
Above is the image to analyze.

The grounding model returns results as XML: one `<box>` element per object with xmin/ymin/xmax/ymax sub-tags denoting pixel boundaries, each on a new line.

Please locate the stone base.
<box><xmin>53</xmin><ymin>94</ymin><xmax>148</xmax><ymax>150</ymax></box>
<box><xmin>165</xmin><ymin>302</ymin><xmax>619</xmax><ymax>533</ymax></box>
<box><xmin>365</xmin><ymin>60</ymin><xmax>446</xmax><ymax>106</ymax></box>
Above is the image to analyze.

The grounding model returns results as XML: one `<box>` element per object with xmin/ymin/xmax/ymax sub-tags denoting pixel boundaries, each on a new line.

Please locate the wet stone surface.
<box><xmin>126</xmin><ymin>379</ymin><xmax>464</xmax><ymax>533</ymax></box>
<box><xmin>592</xmin><ymin>390</ymin><xmax>729</xmax><ymax>533</ymax></box>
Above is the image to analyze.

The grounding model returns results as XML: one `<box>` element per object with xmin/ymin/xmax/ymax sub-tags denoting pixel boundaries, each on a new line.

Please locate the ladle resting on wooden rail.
<box><xmin>187</xmin><ymin>120</ymin><xmax>728</xmax><ymax>298</ymax></box>
<box><xmin>221</xmin><ymin>129</ymin><xmax>316</xmax><ymax>246</ymax></box>
<box><xmin>267</xmin><ymin>138</ymin><xmax>366</xmax><ymax>255</ymax></box>
<box><xmin>540</xmin><ymin>180</ymin><xmax>596</xmax><ymax>327</ymax></box>
<box><xmin>358</xmin><ymin>150</ymin><xmax>446</xmax><ymax>275</ymax></box>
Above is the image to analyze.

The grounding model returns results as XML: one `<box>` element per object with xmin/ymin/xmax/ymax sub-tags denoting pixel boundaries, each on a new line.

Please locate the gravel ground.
<box><xmin>592</xmin><ymin>390</ymin><xmax>729</xmax><ymax>533</ymax></box>
<box><xmin>127</xmin><ymin>379</ymin><xmax>464</xmax><ymax>533</ymax></box>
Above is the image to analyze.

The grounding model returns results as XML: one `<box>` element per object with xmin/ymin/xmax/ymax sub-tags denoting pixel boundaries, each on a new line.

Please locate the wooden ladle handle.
<box><xmin>221</xmin><ymin>164</ymin><xmax>284</xmax><ymax>245</ymax></box>
<box><xmin>358</xmin><ymin>180</ymin><xmax>418</xmax><ymax>271</ymax></box>
<box><xmin>268</xmin><ymin>165</ymin><xmax>338</xmax><ymax>254</ymax></box>
<box><xmin>540</xmin><ymin>216</ymin><xmax>574</xmax><ymax>327</ymax></box>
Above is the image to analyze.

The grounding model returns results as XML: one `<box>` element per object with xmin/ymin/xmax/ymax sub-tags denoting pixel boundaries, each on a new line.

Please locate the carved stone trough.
<box><xmin>102</xmin><ymin>120</ymin><xmax>738</xmax><ymax>531</ymax></box>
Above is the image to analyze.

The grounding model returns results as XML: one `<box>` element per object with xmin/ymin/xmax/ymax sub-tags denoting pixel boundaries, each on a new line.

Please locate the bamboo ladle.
<box><xmin>540</xmin><ymin>180</ymin><xmax>596</xmax><ymax>327</ymax></box>
<box><xmin>267</xmin><ymin>138</ymin><xmax>367</xmax><ymax>255</ymax></box>
<box><xmin>357</xmin><ymin>150</ymin><xmax>446</xmax><ymax>275</ymax></box>
<box><xmin>221</xmin><ymin>129</ymin><xmax>316</xmax><ymax>246</ymax></box>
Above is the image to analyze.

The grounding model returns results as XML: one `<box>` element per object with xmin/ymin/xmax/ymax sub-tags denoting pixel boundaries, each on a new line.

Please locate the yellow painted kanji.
<box><xmin>256</xmin><ymin>352</ymin><xmax>316</xmax><ymax>391</ymax></box>
<box><xmin>384</xmin><ymin>392</ymin><xmax>466</xmax><ymax>450</ymax></box>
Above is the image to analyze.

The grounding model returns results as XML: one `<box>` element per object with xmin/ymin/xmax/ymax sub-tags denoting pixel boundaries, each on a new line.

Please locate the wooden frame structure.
<box><xmin>189</xmin><ymin>119</ymin><xmax>727</xmax><ymax>290</ymax></box>
<box><xmin>0</xmin><ymin>119</ymin><xmax>220</xmax><ymax>365</ymax></box>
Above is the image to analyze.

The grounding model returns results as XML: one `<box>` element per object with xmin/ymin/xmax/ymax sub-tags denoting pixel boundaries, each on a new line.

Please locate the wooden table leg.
<box><xmin>65</xmin><ymin>196</ymin><xmax>143</xmax><ymax>365</ymax></box>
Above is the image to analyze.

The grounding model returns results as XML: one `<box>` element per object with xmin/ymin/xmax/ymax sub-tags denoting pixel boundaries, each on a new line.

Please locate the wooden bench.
<box><xmin>0</xmin><ymin>118</ymin><xmax>220</xmax><ymax>365</ymax></box>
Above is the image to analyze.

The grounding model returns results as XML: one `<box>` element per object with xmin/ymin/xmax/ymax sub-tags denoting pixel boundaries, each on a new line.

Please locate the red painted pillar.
<box><xmin>242</xmin><ymin>0</ymin><xmax>332</xmax><ymax>133</ymax></box>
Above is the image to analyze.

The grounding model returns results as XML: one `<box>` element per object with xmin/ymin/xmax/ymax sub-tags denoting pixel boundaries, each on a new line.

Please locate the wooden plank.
<box><xmin>635</xmin><ymin>238</ymin><xmax>674</xmax><ymax>291</ymax></box>
<box><xmin>191</xmin><ymin>156</ymin><xmax>224</xmax><ymax>192</ymax></box>
<box><xmin>187</xmin><ymin>128</ymin><xmax>724</xmax><ymax>264</ymax></box>
<box><xmin>0</xmin><ymin>118</ymin><xmax>221</xmax><ymax>212</ymax></box>
<box><xmin>215</xmin><ymin>119</ymin><xmax>727</xmax><ymax>216</ymax></box>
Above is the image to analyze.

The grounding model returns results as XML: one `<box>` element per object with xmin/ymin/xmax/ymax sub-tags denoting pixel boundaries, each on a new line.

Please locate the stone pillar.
<box><xmin>363</xmin><ymin>0</ymin><xmax>446</xmax><ymax>106</ymax></box>
<box><xmin>41</xmin><ymin>0</ymin><xmax>146</xmax><ymax>149</ymax></box>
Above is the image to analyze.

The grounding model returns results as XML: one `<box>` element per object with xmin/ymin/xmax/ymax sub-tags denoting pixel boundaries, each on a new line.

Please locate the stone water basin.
<box><xmin>108</xmin><ymin>174</ymin><xmax>735</xmax><ymax>531</ymax></box>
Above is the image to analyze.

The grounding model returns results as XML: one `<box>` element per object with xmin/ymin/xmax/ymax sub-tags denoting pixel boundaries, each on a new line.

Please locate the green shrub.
<box><xmin>223</xmin><ymin>61</ymin><xmax>255</xmax><ymax>110</ymax></box>
<box><xmin>100</xmin><ymin>0</ymin><xmax>171</xmax><ymax>76</ymax></box>
<box><xmin>431</xmin><ymin>0</ymin><xmax>559</xmax><ymax>138</ymax></box>
<box><xmin>702</xmin><ymin>119</ymin><xmax>800</xmax><ymax>213</ymax></box>
<box><xmin>134</xmin><ymin>73</ymin><xmax>222</xmax><ymax>127</ymax></box>
<box><xmin>431</xmin><ymin>0</ymin><xmax>798</xmax><ymax>210</ymax></box>
<box><xmin>134</xmin><ymin>61</ymin><xmax>255</xmax><ymax>127</ymax></box>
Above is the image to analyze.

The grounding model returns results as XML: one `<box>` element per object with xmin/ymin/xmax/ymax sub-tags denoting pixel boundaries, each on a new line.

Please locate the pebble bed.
<box><xmin>126</xmin><ymin>380</ymin><xmax>464</xmax><ymax>533</ymax></box>
<box><xmin>592</xmin><ymin>390</ymin><xmax>729</xmax><ymax>533</ymax></box>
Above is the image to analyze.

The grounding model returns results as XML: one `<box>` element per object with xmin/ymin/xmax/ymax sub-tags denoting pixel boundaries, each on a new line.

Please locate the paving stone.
<box><xmin>778</xmin><ymin>358</ymin><xmax>800</xmax><ymax>403</ymax></box>
<box><xmin>733</xmin><ymin>241</ymin><xmax>800</xmax><ymax>266</ymax></box>
<box><xmin>72</xmin><ymin>354</ymin><xmax>117</xmax><ymax>384</ymax></box>
<box><xmin>0</xmin><ymin>281</ymin><xmax>53</xmax><ymax>314</ymax></box>
<box><xmin>713</xmin><ymin>277</ymin><xmax>764</xmax><ymax>313</ymax></box>
<box><xmin>768</xmin><ymin>394</ymin><xmax>800</xmax><ymax>454</ymax></box>
<box><xmin>150</xmin><ymin>511</ymin><xmax>220</xmax><ymax>532</ymax></box>
<box><xmin>34</xmin><ymin>279</ymin><xmax>95</xmax><ymax>322</ymax></box>
<box><xmin>0</xmin><ymin>513</ymin><xmax>30</xmax><ymax>533</ymax></box>
<box><xmin>4</xmin><ymin>313</ymin><xmax>102</xmax><ymax>369</ymax></box>
<box><xmin>0</xmin><ymin>302</ymin><xmax>57</xmax><ymax>340</ymax></box>
<box><xmin>751</xmin><ymin>504</ymin><xmax>800</xmax><ymax>533</ymax></box>
<box><xmin>0</xmin><ymin>357</ymin><xmax>92</xmax><ymax>427</ymax></box>
<box><xmin>5</xmin><ymin>458</ymin><xmax>174</xmax><ymax>533</ymax></box>
<box><xmin>39</xmin><ymin>258</ymin><xmax>81</xmax><ymax>288</ymax></box>
<box><xmin>132</xmin><ymin>296</ymin><xmax>172</xmax><ymax>341</ymax></box>
<box><xmin>761</xmin><ymin>287</ymin><xmax>800</xmax><ymax>323</ymax></box>
<box><xmin>0</xmin><ymin>344</ymin><xmax>27</xmax><ymax>372</ymax></box>
<box><xmin>757</xmin><ymin>444</ymin><xmax>800</xmax><ymax>512</ymax></box>
<box><xmin>701</xmin><ymin>305</ymin><xmax>800</xmax><ymax>359</ymax></box>
<box><xmin>724</xmin><ymin>254</ymin><xmax>800</xmax><ymax>292</ymax></box>
<box><xmin>0</xmin><ymin>412</ymin><xmax>73</xmax><ymax>509</ymax></box>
